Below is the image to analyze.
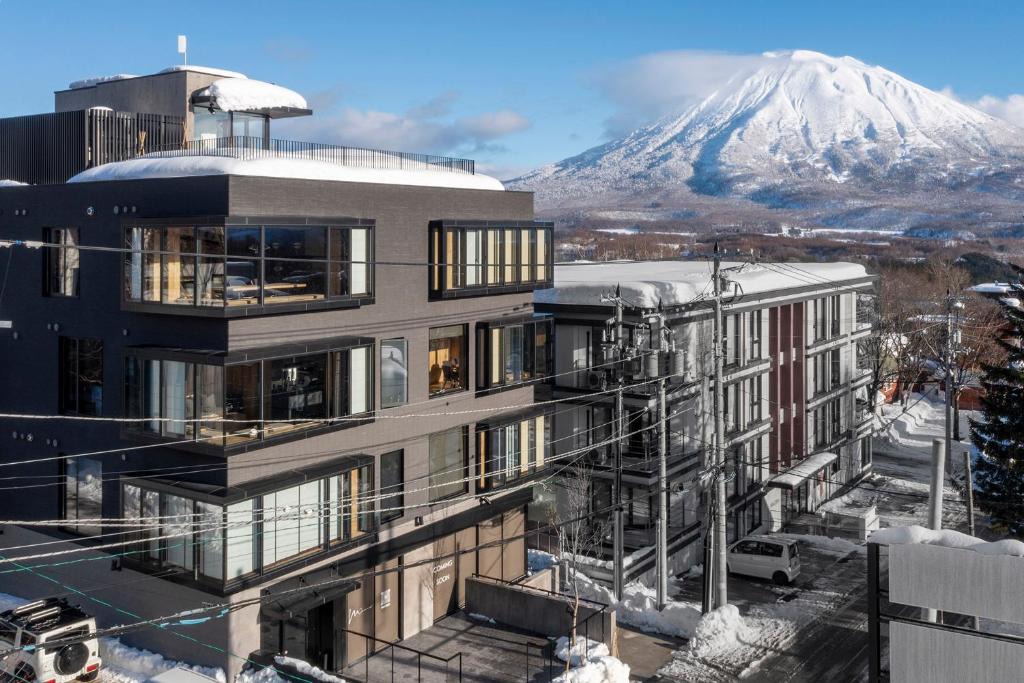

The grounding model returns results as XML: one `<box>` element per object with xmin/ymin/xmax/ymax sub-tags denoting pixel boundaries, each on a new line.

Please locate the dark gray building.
<box><xmin>0</xmin><ymin>67</ymin><xmax>553</xmax><ymax>678</ymax></box>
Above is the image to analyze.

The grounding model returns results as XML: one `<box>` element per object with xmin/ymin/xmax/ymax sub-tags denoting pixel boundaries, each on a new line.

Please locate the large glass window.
<box><xmin>60</xmin><ymin>337</ymin><xmax>103</xmax><ymax>416</ymax></box>
<box><xmin>124</xmin><ymin>224</ymin><xmax>372</xmax><ymax>309</ymax></box>
<box><xmin>44</xmin><ymin>228</ymin><xmax>80</xmax><ymax>297</ymax></box>
<box><xmin>63</xmin><ymin>457</ymin><xmax>102</xmax><ymax>536</ymax></box>
<box><xmin>380</xmin><ymin>450</ymin><xmax>404</xmax><ymax>522</ymax></box>
<box><xmin>429</xmin><ymin>325</ymin><xmax>467</xmax><ymax>396</ymax></box>
<box><xmin>429</xmin><ymin>428</ymin><xmax>467</xmax><ymax>502</ymax></box>
<box><xmin>478</xmin><ymin>414</ymin><xmax>550</xmax><ymax>491</ymax></box>
<box><xmin>381</xmin><ymin>339</ymin><xmax>408</xmax><ymax>408</ymax></box>
<box><xmin>476</xmin><ymin>318</ymin><xmax>553</xmax><ymax>392</ymax></box>
<box><xmin>125</xmin><ymin>344</ymin><xmax>371</xmax><ymax>447</ymax></box>
<box><xmin>429</xmin><ymin>222</ymin><xmax>553</xmax><ymax>296</ymax></box>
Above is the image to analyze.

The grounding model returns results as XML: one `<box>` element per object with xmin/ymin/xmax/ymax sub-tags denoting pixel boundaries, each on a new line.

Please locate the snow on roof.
<box><xmin>68</xmin><ymin>66</ymin><xmax>248</xmax><ymax>90</ymax></box>
<box><xmin>768</xmin><ymin>452</ymin><xmax>838</xmax><ymax>489</ymax></box>
<box><xmin>0</xmin><ymin>179</ymin><xmax>27</xmax><ymax>187</ymax></box>
<box><xmin>870</xmin><ymin>525</ymin><xmax>1024</xmax><ymax>558</ymax></box>
<box><xmin>68</xmin><ymin>74</ymin><xmax>139</xmax><ymax>89</ymax></box>
<box><xmin>536</xmin><ymin>261</ymin><xmax>869</xmax><ymax>308</ymax></box>
<box><xmin>197</xmin><ymin>78</ymin><xmax>307</xmax><ymax>112</ymax></box>
<box><xmin>66</xmin><ymin>155</ymin><xmax>504</xmax><ymax>191</ymax></box>
<box><xmin>969</xmin><ymin>282</ymin><xmax>1013</xmax><ymax>294</ymax></box>
<box><xmin>158</xmin><ymin>65</ymin><xmax>248</xmax><ymax>79</ymax></box>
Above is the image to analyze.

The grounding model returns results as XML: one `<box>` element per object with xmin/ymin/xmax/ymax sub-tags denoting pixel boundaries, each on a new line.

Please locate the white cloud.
<box><xmin>275</xmin><ymin>91</ymin><xmax>531</xmax><ymax>155</ymax></box>
<box><xmin>589</xmin><ymin>50</ymin><xmax>770</xmax><ymax>136</ymax></box>
<box><xmin>941</xmin><ymin>87</ymin><xmax>1024</xmax><ymax>128</ymax></box>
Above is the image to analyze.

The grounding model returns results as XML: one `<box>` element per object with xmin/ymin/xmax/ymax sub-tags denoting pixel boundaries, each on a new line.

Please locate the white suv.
<box><xmin>0</xmin><ymin>599</ymin><xmax>101</xmax><ymax>683</ymax></box>
<box><xmin>727</xmin><ymin>535</ymin><xmax>801</xmax><ymax>585</ymax></box>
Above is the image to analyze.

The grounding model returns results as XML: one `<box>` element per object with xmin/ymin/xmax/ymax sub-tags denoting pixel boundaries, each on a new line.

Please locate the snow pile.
<box><xmin>529</xmin><ymin>549</ymin><xmax>559</xmax><ymax>574</ymax></box>
<box><xmin>236</xmin><ymin>657</ymin><xmax>345</xmax><ymax>683</ymax></box>
<box><xmin>199</xmin><ymin>78</ymin><xmax>307</xmax><ymax>112</ymax></box>
<box><xmin>0</xmin><ymin>179</ymin><xmax>27</xmax><ymax>187</ymax></box>
<box><xmin>870</xmin><ymin>525</ymin><xmax>1024</xmax><ymax>557</ymax></box>
<box><xmin>686</xmin><ymin>605</ymin><xmax>747</xmax><ymax>659</ymax></box>
<box><xmin>468</xmin><ymin>612</ymin><xmax>496</xmax><ymax>625</ymax></box>
<box><xmin>555</xmin><ymin>636</ymin><xmax>610</xmax><ymax>666</ymax></box>
<box><xmin>69</xmin><ymin>74</ymin><xmax>138</xmax><ymax>89</ymax></box>
<box><xmin>574</xmin><ymin>573</ymin><xmax>702</xmax><ymax>638</ymax></box>
<box><xmin>100</xmin><ymin>638</ymin><xmax>225</xmax><ymax>683</ymax></box>
<box><xmin>552</xmin><ymin>655</ymin><xmax>630</xmax><ymax>683</ymax></box>
<box><xmin>272</xmin><ymin>656</ymin><xmax>345</xmax><ymax>683</ymax></box>
<box><xmin>774</xmin><ymin>533</ymin><xmax>864</xmax><ymax>555</ymax></box>
<box><xmin>536</xmin><ymin>260</ymin><xmax>868</xmax><ymax>309</ymax></box>
<box><xmin>67</xmin><ymin>156</ymin><xmax>504</xmax><ymax>191</ymax></box>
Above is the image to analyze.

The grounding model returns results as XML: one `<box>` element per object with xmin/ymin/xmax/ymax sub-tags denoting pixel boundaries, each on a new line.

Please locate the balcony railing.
<box><xmin>138</xmin><ymin>135</ymin><xmax>476</xmax><ymax>175</ymax></box>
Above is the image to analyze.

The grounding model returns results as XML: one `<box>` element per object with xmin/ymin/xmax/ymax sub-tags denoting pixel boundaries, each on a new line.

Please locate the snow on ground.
<box><xmin>555</xmin><ymin>636</ymin><xmax>610</xmax><ymax>666</ymax></box>
<box><xmin>574</xmin><ymin>573</ymin><xmax>702</xmax><ymax>639</ymax></box>
<box><xmin>528</xmin><ymin>548</ymin><xmax>558</xmax><ymax>574</ymax></box>
<box><xmin>552</xmin><ymin>655</ymin><xmax>630</xmax><ymax>683</ymax></box>
<box><xmin>0</xmin><ymin>179</ymin><xmax>27</xmax><ymax>187</ymax></box>
<box><xmin>774</xmin><ymin>532</ymin><xmax>864</xmax><ymax>555</ymax></box>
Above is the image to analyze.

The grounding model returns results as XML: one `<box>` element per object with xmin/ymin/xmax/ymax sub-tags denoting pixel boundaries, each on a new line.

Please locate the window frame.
<box><xmin>428</xmin><ymin>426</ymin><xmax>469</xmax><ymax>502</ymax></box>
<box><xmin>428</xmin><ymin>324</ymin><xmax>468</xmax><ymax>398</ymax></box>
<box><xmin>59</xmin><ymin>336</ymin><xmax>103</xmax><ymax>416</ymax></box>
<box><xmin>475</xmin><ymin>317</ymin><xmax>554</xmax><ymax>394</ymax></box>
<box><xmin>379</xmin><ymin>449</ymin><xmax>405</xmax><ymax>523</ymax></box>
<box><xmin>380</xmin><ymin>338</ymin><xmax>408</xmax><ymax>409</ymax></box>
<box><xmin>43</xmin><ymin>227</ymin><xmax>80</xmax><ymax>298</ymax></box>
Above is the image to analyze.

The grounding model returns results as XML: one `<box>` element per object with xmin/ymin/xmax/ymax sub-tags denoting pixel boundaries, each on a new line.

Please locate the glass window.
<box><xmin>194</xmin><ymin>110</ymin><xmax>231</xmax><ymax>141</ymax></box>
<box><xmin>226</xmin><ymin>499</ymin><xmax>254</xmax><ymax>579</ymax></box>
<box><xmin>59</xmin><ymin>337</ymin><xmax>102</xmax><ymax>416</ymax></box>
<box><xmin>380</xmin><ymin>450</ymin><xmax>404</xmax><ymax>522</ymax></box>
<box><xmin>231</xmin><ymin>112</ymin><xmax>267</xmax><ymax>141</ymax></box>
<box><xmin>44</xmin><ymin>228</ymin><xmax>80</xmax><ymax>297</ymax></box>
<box><xmin>197</xmin><ymin>501</ymin><xmax>224</xmax><ymax>580</ymax></box>
<box><xmin>350</xmin><ymin>228</ymin><xmax>370</xmax><ymax>296</ymax></box>
<box><xmin>479</xmin><ymin>415</ymin><xmax>550</xmax><ymax>491</ymax></box>
<box><xmin>349</xmin><ymin>346</ymin><xmax>370</xmax><ymax>415</ymax></box>
<box><xmin>63</xmin><ymin>457</ymin><xmax>102</xmax><ymax>536</ymax></box>
<box><xmin>163</xmin><ymin>494</ymin><xmax>194</xmax><ymax>570</ymax></box>
<box><xmin>466</xmin><ymin>229</ymin><xmax>482</xmax><ymax>286</ymax></box>
<box><xmin>477</xmin><ymin>319</ymin><xmax>552</xmax><ymax>391</ymax></box>
<box><xmin>162</xmin><ymin>227</ymin><xmax>197</xmax><ymax>306</ymax></box>
<box><xmin>225</xmin><ymin>363</ymin><xmax>260</xmax><ymax>444</ymax></box>
<box><xmin>265</xmin><ymin>354</ymin><xmax>328</xmax><ymax>436</ymax></box>
<box><xmin>381</xmin><ymin>339</ymin><xmax>408</xmax><ymax>408</ymax></box>
<box><xmin>429</xmin><ymin>325</ymin><xmax>467</xmax><ymax>396</ymax></box>
<box><xmin>429</xmin><ymin>428</ymin><xmax>466</xmax><ymax>501</ymax></box>
<box><xmin>535</xmin><ymin>229</ymin><xmax>548</xmax><ymax>282</ymax></box>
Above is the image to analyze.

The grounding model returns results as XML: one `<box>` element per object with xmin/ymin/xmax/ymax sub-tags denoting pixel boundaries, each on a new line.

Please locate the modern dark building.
<box><xmin>0</xmin><ymin>66</ymin><xmax>554</xmax><ymax>678</ymax></box>
<box><xmin>534</xmin><ymin>260</ymin><xmax>876</xmax><ymax>582</ymax></box>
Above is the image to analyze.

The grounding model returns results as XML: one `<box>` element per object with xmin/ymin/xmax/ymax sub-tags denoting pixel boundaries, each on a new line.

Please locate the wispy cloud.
<box><xmin>942</xmin><ymin>86</ymin><xmax>1024</xmax><ymax>128</ymax></box>
<box><xmin>588</xmin><ymin>50</ymin><xmax>770</xmax><ymax>136</ymax></box>
<box><xmin>276</xmin><ymin>91</ymin><xmax>531</xmax><ymax>155</ymax></box>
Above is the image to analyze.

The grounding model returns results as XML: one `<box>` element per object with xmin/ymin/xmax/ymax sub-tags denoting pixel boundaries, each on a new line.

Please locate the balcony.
<box><xmin>141</xmin><ymin>136</ymin><xmax>477</xmax><ymax>175</ymax></box>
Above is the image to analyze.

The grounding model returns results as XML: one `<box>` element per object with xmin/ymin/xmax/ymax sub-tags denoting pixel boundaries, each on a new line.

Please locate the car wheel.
<box><xmin>772</xmin><ymin>571</ymin><xmax>789</xmax><ymax>586</ymax></box>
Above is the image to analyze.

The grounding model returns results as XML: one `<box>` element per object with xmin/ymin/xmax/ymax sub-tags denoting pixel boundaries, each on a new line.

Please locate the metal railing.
<box><xmin>339</xmin><ymin>628</ymin><xmax>462</xmax><ymax>683</ymax></box>
<box><xmin>138</xmin><ymin>136</ymin><xmax>476</xmax><ymax>175</ymax></box>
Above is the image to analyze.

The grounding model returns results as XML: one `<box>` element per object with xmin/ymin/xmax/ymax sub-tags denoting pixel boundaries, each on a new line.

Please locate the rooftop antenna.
<box><xmin>177</xmin><ymin>35</ymin><xmax>188</xmax><ymax>67</ymax></box>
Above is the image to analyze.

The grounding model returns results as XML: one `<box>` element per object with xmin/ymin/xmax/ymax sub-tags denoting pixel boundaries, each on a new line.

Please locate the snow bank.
<box><xmin>467</xmin><ymin>612</ymin><xmax>496</xmax><ymax>625</ymax></box>
<box><xmin>0</xmin><ymin>179</ymin><xmax>27</xmax><ymax>187</ymax></box>
<box><xmin>555</xmin><ymin>636</ymin><xmax>610</xmax><ymax>666</ymax></box>
<box><xmin>236</xmin><ymin>657</ymin><xmax>345</xmax><ymax>683</ymax></box>
<box><xmin>529</xmin><ymin>549</ymin><xmax>559</xmax><ymax>574</ymax></box>
<box><xmin>536</xmin><ymin>261</ymin><xmax>869</xmax><ymax>309</ymax></box>
<box><xmin>575</xmin><ymin>574</ymin><xmax>702</xmax><ymax>638</ymax></box>
<box><xmin>100</xmin><ymin>638</ymin><xmax>225</xmax><ymax>683</ymax></box>
<box><xmin>199</xmin><ymin>78</ymin><xmax>307</xmax><ymax>112</ymax></box>
<box><xmin>272</xmin><ymin>656</ymin><xmax>345</xmax><ymax>683</ymax></box>
<box><xmin>687</xmin><ymin>605</ymin><xmax>746</xmax><ymax>659</ymax></box>
<box><xmin>67</xmin><ymin>156</ymin><xmax>504</xmax><ymax>191</ymax></box>
<box><xmin>552</xmin><ymin>656</ymin><xmax>630</xmax><ymax>683</ymax></box>
<box><xmin>870</xmin><ymin>525</ymin><xmax>1024</xmax><ymax>557</ymax></box>
<box><xmin>774</xmin><ymin>533</ymin><xmax>864</xmax><ymax>555</ymax></box>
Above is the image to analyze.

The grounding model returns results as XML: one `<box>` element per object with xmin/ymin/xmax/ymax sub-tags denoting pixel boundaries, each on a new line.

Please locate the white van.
<box><xmin>727</xmin><ymin>535</ymin><xmax>801</xmax><ymax>585</ymax></box>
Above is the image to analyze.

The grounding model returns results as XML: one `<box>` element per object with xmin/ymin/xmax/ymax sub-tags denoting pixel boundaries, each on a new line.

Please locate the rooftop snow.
<box><xmin>870</xmin><ymin>525</ymin><xmax>1024</xmax><ymax>558</ymax></box>
<box><xmin>536</xmin><ymin>261</ymin><xmax>869</xmax><ymax>308</ymax></box>
<box><xmin>66</xmin><ymin>155</ymin><xmax>504</xmax><ymax>191</ymax></box>
<box><xmin>196</xmin><ymin>78</ymin><xmax>307</xmax><ymax>112</ymax></box>
<box><xmin>68</xmin><ymin>66</ymin><xmax>248</xmax><ymax>90</ymax></box>
<box><xmin>768</xmin><ymin>452</ymin><xmax>838</xmax><ymax>489</ymax></box>
<box><xmin>969</xmin><ymin>282</ymin><xmax>1014</xmax><ymax>294</ymax></box>
<box><xmin>0</xmin><ymin>180</ymin><xmax>27</xmax><ymax>187</ymax></box>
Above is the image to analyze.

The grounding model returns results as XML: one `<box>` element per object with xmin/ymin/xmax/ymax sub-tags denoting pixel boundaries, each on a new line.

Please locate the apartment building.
<box><xmin>534</xmin><ymin>260</ymin><xmax>876</xmax><ymax>580</ymax></box>
<box><xmin>0</xmin><ymin>67</ymin><xmax>554</xmax><ymax>677</ymax></box>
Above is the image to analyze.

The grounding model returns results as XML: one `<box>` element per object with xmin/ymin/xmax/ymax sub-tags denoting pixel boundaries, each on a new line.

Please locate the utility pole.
<box><xmin>927</xmin><ymin>437</ymin><xmax>946</xmax><ymax>623</ymax></box>
<box><xmin>601</xmin><ymin>288</ymin><xmax>625</xmax><ymax>603</ymax></box>
<box><xmin>944</xmin><ymin>292</ymin><xmax>955</xmax><ymax>476</ymax></box>
<box><xmin>710</xmin><ymin>244</ymin><xmax>729</xmax><ymax>611</ymax></box>
<box><xmin>656</xmin><ymin>375</ymin><xmax>668</xmax><ymax>611</ymax></box>
<box><xmin>963</xmin><ymin>450</ymin><xmax>976</xmax><ymax>537</ymax></box>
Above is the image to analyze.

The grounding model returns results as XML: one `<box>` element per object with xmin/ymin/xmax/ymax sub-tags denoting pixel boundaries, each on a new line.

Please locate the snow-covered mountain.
<box><xmin>510</xmin><ymin>50</ymin><xmax>1024</xmax><ymax>232</ymax></box>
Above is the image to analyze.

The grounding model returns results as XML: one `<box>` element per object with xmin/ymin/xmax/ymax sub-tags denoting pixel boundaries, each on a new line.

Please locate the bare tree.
<box><xmin>552</xmin><ymin>459</ymin><xmax>606</xmax><ymax>675</ymax></box>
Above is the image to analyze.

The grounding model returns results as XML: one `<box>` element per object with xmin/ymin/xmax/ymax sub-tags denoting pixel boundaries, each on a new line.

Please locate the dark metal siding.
<box><xmin>0</xmin><ymin>109</ymin><xmax>184</xmax><ymax>185</ymax></box>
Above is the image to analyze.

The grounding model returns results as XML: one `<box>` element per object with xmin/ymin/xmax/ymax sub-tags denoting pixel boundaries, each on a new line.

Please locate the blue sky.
<box><xmin>2</xmin><ymin>0</ymin><xmax>1023</xmax><ymax>177</ymax></box>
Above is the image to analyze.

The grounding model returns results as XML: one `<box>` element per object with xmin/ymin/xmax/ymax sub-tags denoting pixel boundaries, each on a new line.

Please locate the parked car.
<box><xmin>0</xmin><ymin>598</ymin><xmax>101</xmax><ymax>683</ymax></box>
<box><xmin>727</xmin><ymin>535</ymin><xmax>801</xmax><ymax>585</ymax></box>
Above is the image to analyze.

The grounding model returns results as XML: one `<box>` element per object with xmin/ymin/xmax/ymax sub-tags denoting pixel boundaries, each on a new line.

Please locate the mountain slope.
<box><xmin>510</xmin><ymin>50</ymin><xmax>1024</xmax><ymax>231</ymax></box>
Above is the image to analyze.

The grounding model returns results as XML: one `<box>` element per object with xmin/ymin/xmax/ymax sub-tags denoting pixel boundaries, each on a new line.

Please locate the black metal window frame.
<box><xmin>475</xmin><ymin>408</ymin><xmax>553</xmax><ymax>492</ymax></box>
<box><xmin>58</xmin><ymin>336</ymin><xmax>103</xmax><ymax>416</ymax></box>
<box><xmin>474</xmin><ymin>316</ymin><xmax>554</xmax><ymax>395</ymax></box>
<box><xmin>121</xmin><ymin>337</ymin><xmax>375</xmax><ymax>455</ymax></box>
<box><xmin>379</xmin><ymin>449</ymin><xmax>405</xmax><ymax>523</ymax></box>
<box><xmin>428</xmin><ymin>425</ymin><xmax>469</xmax><ymax>503</ymax></box>
<box><xmin>43</xmin><ymin>227</ymin><xmax>80</xmax><ymax>298</ymax></box>
<box><xmin>120</xmin><ymin>217</ymin><xmax>376</xmax><ymax>318</ymax></box>
<box><xmin>428</xmin><ymin>220</ymin><xmax>554</xmax><ymax>300</ymax></box>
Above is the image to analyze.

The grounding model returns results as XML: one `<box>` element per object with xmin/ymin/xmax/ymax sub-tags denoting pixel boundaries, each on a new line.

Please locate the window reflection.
<box><xmin>429</xmin><ymin>325</ymin><xmax>467</xmax><ymax>396</ymax></box>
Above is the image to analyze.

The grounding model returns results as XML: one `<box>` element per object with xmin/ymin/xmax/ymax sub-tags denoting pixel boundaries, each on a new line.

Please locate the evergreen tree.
<box><xmin>970</xmin><ymin>270</ymin><xmax>1024</xmax><ymax>537</ymax></box>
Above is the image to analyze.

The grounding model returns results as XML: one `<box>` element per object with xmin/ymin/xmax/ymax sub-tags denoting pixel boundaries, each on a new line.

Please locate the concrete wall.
<box><xmin>464</xmin><ymin>577</ymin><xmax>617</xmax><ymax>655</ymax></box>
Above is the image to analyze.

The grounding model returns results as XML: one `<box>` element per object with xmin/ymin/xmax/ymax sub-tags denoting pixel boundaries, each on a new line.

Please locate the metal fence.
<box><xmin>340</xmin><ymin>628</ymin><xmax>462</xmax><ymax>683</ymax></box>
<box><xmin>142</xmin><ymin>136</ymin><xmax>476</xmax><ymax>175</ymax></box>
